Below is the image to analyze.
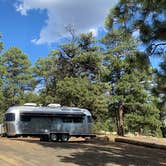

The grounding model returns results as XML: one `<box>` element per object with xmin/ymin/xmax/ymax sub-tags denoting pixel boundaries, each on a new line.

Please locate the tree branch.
<box><xmin>151</xmin><ymin>42</ymin><xmax>166</xmax><ymax>55</ymax></box>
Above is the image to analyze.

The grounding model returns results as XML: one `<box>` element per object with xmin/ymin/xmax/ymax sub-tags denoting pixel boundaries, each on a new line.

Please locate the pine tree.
<box><xmin>153</xmin><ymin>55</ymin><xmax>166</xmax><ymax>136</ymax></box>
<box><xmin>1</xmin><ymin>47</ymin><xmax>35</xmax><ymax>106</ymax></box>
<box><xmin>34</xmin><ymin>32</ymin><xmax>104</xmax><ymax>105</ymax></box>
<box><xmin>155</xmin><ymin>55</ymin><xmax>166</xmax><ymax>106</ymax></box>
<box><xmin>102</xmin><ymin>29</ymin><xmax>161</xmax><ymax>136</ymax></box>
<box><xmin>56</xmin><ymin>77</ymin><xmax>110</xmax><ymax>120</ymax></box>
<box><xmin>106</xmin><ymin>0</ymin><xmax>166</xmax><ymax>56</ymax></box>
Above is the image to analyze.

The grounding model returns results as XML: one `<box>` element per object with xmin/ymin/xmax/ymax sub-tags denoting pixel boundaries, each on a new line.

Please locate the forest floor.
<box><xmin>0</xmin><ymin>136</ymin><xmax>166</xmax><ymax>166</ymax></box>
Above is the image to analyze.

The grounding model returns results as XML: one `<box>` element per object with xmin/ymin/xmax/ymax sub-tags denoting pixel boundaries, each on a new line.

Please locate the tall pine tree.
<box><xmin>1</xmin><ymin>47</ymin><xmax>35</xmax><ymax>106</ymax></box>
<box><xmin>102</xmin><ymin>29</ymin><xmax>161</xmax><ymax>136</ymax></box>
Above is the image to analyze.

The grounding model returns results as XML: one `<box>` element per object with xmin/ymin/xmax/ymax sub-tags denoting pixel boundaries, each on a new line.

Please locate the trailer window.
<box><xmin>62</xmin><ymin>117</ymin><xmax>83</xmax><ymax>123</ymax></box>
<box><xmin>73</xmin><ymin>117</ymin><xmax>83</xmax><ymax>123</ymax></box>
<box><xmin>63</xmin><ymin>117</ymin><xmax>72</xmax><ymax>123</ymax></box>
<box><xmin>5</xmin><ymin>113</ymin><xmax>15</xmax><ymax>122</ymax></box>
<box><xmin>20</xmin><ymin>115</ymin><xmax>31</xmax><ymax>122</ymax></box>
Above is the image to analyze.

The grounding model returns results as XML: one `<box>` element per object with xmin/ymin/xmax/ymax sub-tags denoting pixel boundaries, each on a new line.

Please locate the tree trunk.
<box><xmin>118</xmin><ymin>103</ymin><xmax>124</xmax><ymax>136</ymax></box>
<box><xmin>115</xmin><ymin>110</ymin><xmax>120</xmax><ymax>135</ymax></box>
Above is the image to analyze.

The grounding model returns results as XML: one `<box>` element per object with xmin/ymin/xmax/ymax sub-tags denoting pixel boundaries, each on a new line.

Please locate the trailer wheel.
<box><xmin>50</xmin><ymin>133</ymin><xmax>58</xmax><ymax>142</ymax></box>
<box><xmin>60</xmin><ymin>134</ymin><xmax>69</xmax><ymax>142</ymax></box>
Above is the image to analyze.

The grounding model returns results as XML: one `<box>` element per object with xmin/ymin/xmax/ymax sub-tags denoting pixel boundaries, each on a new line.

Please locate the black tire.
<box><xmin>60</xmin><ymin>134</ymin><xmax>70</xmax><ymax>142</ymax></box>
<box><xmin>50</xmin><ymin>133</ymin><xmax>58</xmax><ymax>142</ymax></box>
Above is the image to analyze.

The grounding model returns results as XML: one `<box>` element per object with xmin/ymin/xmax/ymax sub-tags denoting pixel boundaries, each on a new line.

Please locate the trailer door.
<box><xmin>50</xmin><ymin>117</ymin><xmax>62</xmax><ymax>133</ymax></box>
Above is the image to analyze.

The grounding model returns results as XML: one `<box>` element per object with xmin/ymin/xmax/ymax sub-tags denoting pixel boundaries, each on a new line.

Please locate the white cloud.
<box><xmin>16</xmin><ymin>0</ymin><xmax>118</xmax><ymax>44</ymax></box>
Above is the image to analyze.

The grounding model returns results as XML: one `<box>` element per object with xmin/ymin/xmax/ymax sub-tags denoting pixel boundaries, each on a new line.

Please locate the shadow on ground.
<box><xmin>11</xmin><ymin>138</ymin><xmax>166</xmax><ymax>166</ymax></box>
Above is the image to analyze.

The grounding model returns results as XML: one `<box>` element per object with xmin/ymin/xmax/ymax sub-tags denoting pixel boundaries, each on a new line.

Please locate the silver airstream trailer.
<box><xmin>4</xmin><ymin>104</ymin><xmax>95</xmax><ymax>142</ymax></box>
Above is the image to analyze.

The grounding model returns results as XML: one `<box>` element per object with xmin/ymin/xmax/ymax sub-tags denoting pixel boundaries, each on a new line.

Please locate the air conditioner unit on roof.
<box><xmin>47</xmin><ymin>103</ymin><xmax>61</xmax><ymax>107</ymax></box>
<box><xmin>24</xmin><ymin>103</ymin><xmax>37</xmax><ymax>106</ymax></box>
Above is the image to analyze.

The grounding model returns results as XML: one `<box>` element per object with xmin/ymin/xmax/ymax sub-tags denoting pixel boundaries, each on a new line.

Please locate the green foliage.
<box><xmin>0</xmin><ymin>94</ymin><xmax>5</xmax><ymax>123</ymax></box>
<box><xmin>153</xmin><ymin>55</ymin><xmax>166</xmax><ymax>136</ymax></box>
<box><xmin>34</xmin><ymin>55</ymin><xmax>57</xmax><ymax>96</ymax></box>
<box><xmin>102</xmin><ymin>28</ymin><xmax>161</xmax><ymax>135</ymax></box>
<box><xmin>34</xmin><ymin>32</ymin><xmax>105</xmax><ymax>111</ymax></box>
<box><xmin>1</xmin><ymin>47</ymin><xmax>36</xmax><ymax>106</ymax></box>
<box><xmin>106</xmin><ymin>0</ymin><xmax>166</xmax><ymax>55</ymax></box>
<box><xmin>124</xmin><ymin>104</ymin><xmax>162</xmax><ymax>137</ymax></box>
<box><xmin>72</xmin><ymin>51</ymin><xmax>103</xmax><ymax>80</ymax></box>
<box><xmin>0</xmin><ymin>33</ymin><xmax>3</xmax><ymax>53</ymax></box>
<box><xmin>53</xmin><ymin>32</ymin><xmax>100</xmax><ymax>80</ymax></box>
<box><xmin>93</xmin><ymin>119</ymin><xmax>114</xmax><ymax>134</ymax></box>
<box><xmin>155</xmin><ymin>55</ymin><xmax>166</xmax><ymax>105</ymax></box>
<box><xmin>19</xmin><ymin>92</ymin><xmax>40</xmax><ymax>105</ymax></box>
<box><xmin>56</xmin><ymin>77</ymin><xmax>110</xmax><ymax>119</ymax></box>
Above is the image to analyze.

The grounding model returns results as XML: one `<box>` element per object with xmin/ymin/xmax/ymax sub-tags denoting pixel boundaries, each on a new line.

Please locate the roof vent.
<box><xmin>24</xmin><ymin>103</ymin><xmax>37</xmax><ymax>106</ymax></box>
<box><xmin>47</xmin><ymin>103</ymin><xmax>61</xmax><ymax>107</ymax></box>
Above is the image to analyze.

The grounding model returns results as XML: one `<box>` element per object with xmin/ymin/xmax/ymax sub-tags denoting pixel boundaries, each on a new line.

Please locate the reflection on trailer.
<box><xmin>5</xmin><ymin>105</ymin><xmax>95</xmax><ymax>142</ymax></box>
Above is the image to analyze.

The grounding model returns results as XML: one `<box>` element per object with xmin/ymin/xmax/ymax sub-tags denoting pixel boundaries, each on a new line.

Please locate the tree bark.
<box><xmin>118</xmin><ymin>103</ymin><xmax>124</xmax><ymax>136</ymax></box>
<box><xmin>115</xmin><ymin>110</ymin><xmax>120</xmax><ymax>135</ymax></box>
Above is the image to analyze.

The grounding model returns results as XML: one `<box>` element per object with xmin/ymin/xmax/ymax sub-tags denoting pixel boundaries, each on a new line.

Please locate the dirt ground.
<box><xmin>117</xmin><ymin>135</ymin><xmax>166</xmax><ymax>146</ymax></box>
<box><xmin>0</xmin><ymin>137</ymin><xmax>166</xmax><ymax>166</ymax></box>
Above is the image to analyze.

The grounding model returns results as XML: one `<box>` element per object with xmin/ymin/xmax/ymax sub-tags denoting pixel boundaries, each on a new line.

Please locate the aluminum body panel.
<box><xmin>5</xmin><ymin>106</ymin><xmax>93</xmax><ymax>136</ymax></box>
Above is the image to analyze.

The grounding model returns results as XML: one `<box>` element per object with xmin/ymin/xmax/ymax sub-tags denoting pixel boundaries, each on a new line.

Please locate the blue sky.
<box><xmin>0</xmin><ymin>0</ymin><xmax>162</xmax><ymax>67</ymax></box>
<box><xmin>0</xmin><ymin>0</ymin><xmax>117</xmax><ymax>64</ymax></box>
<box><xmin>0</xmin><ymin>0</ymin><xmax>50</xmax><ymax>63</ymax></box>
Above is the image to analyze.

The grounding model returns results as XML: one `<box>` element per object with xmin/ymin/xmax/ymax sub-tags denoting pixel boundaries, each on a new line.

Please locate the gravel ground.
<box><xmin>0</xmin><ymin>137</ymin><xmax>166</xmax><ymax>166</ymax></box>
